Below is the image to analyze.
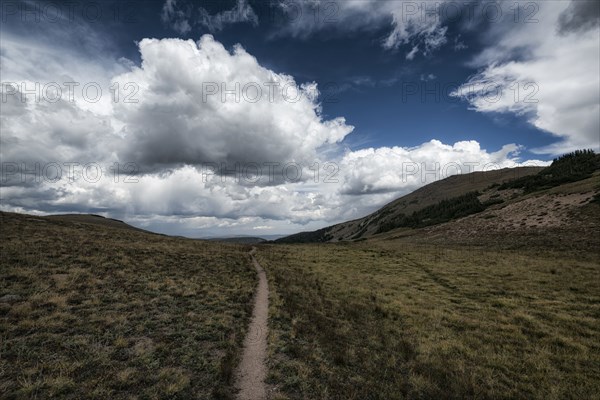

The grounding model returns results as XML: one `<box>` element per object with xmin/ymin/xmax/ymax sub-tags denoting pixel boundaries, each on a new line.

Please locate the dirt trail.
<box><xmin>235</xmin><ymin>248</ymin><xmax>269</xmax><ymax>400</ymax></box>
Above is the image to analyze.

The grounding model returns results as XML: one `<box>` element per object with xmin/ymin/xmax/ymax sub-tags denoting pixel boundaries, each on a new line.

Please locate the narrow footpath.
<box><xmin>235</xmin><ymin>248</ymin><xmax>269</xmax><ymax>400</ymax></box>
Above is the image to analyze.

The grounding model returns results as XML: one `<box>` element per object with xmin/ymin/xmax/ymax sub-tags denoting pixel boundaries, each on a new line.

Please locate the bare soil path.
<box><xmin>235</xmin><ymin>248</ymin><xmax>269</xmax><ymax>400</ymax></box>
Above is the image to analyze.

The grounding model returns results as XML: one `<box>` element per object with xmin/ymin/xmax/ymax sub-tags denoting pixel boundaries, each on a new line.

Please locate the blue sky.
<box><xmin>21</xmin><ymin>0</ymin><xmax>560</xmax><ymax>156</ymax></box>
<box><xmin>1</xmin><ymin>0</ymin><xmax>599</xmax><ymax>237</ymax></box>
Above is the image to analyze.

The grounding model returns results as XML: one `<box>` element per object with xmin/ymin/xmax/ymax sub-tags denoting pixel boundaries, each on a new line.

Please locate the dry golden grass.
<box><xmin>257</xmin><ymin>241</ymin><xmax>600</xmax><ymax>399</ymax></box>
<box><xmin>3</xmin><ymin>207</ymin><xmax>599</xmax><ymax>399</ymax></box>
<box><xmin>0</xmin><ymin>212</ymin><xmax>256</xmax><ymax>399</ymax></box>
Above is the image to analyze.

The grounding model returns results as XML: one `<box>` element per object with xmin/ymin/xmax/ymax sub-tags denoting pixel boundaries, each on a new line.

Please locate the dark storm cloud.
<box><xmin>558</xmin><ymin>0</ymin><xmax>600</xmax><ymax>34</ymax></box>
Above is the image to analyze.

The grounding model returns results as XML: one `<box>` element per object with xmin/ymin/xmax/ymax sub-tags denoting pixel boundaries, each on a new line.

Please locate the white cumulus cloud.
<box><xmin>452</xmin><ymin>0</ymin><xmax>600</xmax><ymax>155</ymax></box>
<box><xmin>112</xmin><ymin>35</ymin><xmax>354</xmax><ymax>171</ymax></box>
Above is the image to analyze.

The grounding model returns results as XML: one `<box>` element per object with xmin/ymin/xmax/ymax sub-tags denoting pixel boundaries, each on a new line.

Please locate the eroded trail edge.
<box><xmin>235</xmin><ymin>247</ymin><xmax>269</xmax><ymax>400</ymax></box>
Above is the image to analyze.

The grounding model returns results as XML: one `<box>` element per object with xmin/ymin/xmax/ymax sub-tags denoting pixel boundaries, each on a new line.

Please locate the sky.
<box><xmin>1</xmin><ymin>0</ymin><xmax>599</xmax><ymax>237</ymax></box>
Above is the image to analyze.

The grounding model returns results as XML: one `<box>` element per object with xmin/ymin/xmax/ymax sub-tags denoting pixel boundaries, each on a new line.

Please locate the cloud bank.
<box><xmin>1</xmin><ymin>33</ymin><xmax>550</xmax><ymax>236</ymax></box>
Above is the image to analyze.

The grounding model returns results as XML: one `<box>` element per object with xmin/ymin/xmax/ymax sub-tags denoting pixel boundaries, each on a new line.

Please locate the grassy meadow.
<box><xmin>257</xmin><ymin>242</ymin><xmax>600</xmax><ymax>400</ymax></box>
<box><xmin>0</xmin><ymin>212</ymin><xmax>256</xmax><ymax>399</ymax></box>
<box><xmin>2</xmin><ymin>209</ymin><xmax>599</xmax><ymax>399</ymax></box>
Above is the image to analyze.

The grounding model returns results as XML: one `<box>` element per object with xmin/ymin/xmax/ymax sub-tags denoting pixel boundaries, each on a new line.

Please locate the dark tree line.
<box><xmin>499</xmin><ymin>149</ymin><xmax>599</xmax><ymax>193</ymax></box>
<box><xmin>377</xmin><ymin>191</ymin><xmax>487</xmax><ymax>233</ymax></box>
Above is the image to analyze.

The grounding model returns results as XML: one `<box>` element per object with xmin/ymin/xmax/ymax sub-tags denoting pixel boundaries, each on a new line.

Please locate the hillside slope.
<box><xmin>277</xmin><ymin>166</ymin><xmax>544</xmax><ymax>243</ymax></box>
<box><xmin>44</xmin><ymin>213</ymin><xmax>157</xmax><ymax>234</ymax></box>
<box><xmin>0</xmin><ymin>211</ymin><xmax>256</xmax><ymax>399</ymax></box>
<box><xmin>378</xmin><ymin>172</ymin><xmax>600</xmax><ymax>254</ymax></box>
<box><xmin>278</xmin><ymin>151</ymin><xmax>600</xmax><ymax>249</ymax></box>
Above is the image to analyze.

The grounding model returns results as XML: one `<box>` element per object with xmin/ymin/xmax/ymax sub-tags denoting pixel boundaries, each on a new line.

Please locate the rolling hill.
<box><xmin>278</xmin><ymin>150</ymin><xmax>600</xmax><ymax>250</ymax></box>
<box><xmin>0</xmin><ymin>211</ymin><xmax>256</xmax><ymax>399</ymax></box>
<box><xmin>43</xmin><ymin>214</ymin><xmax>158</xmax><ymax>234</ymax></box>
<box><xmin>277</xmin><ymin>166</ymin><xmax>544</xmax><ymax>243</ymax></box>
